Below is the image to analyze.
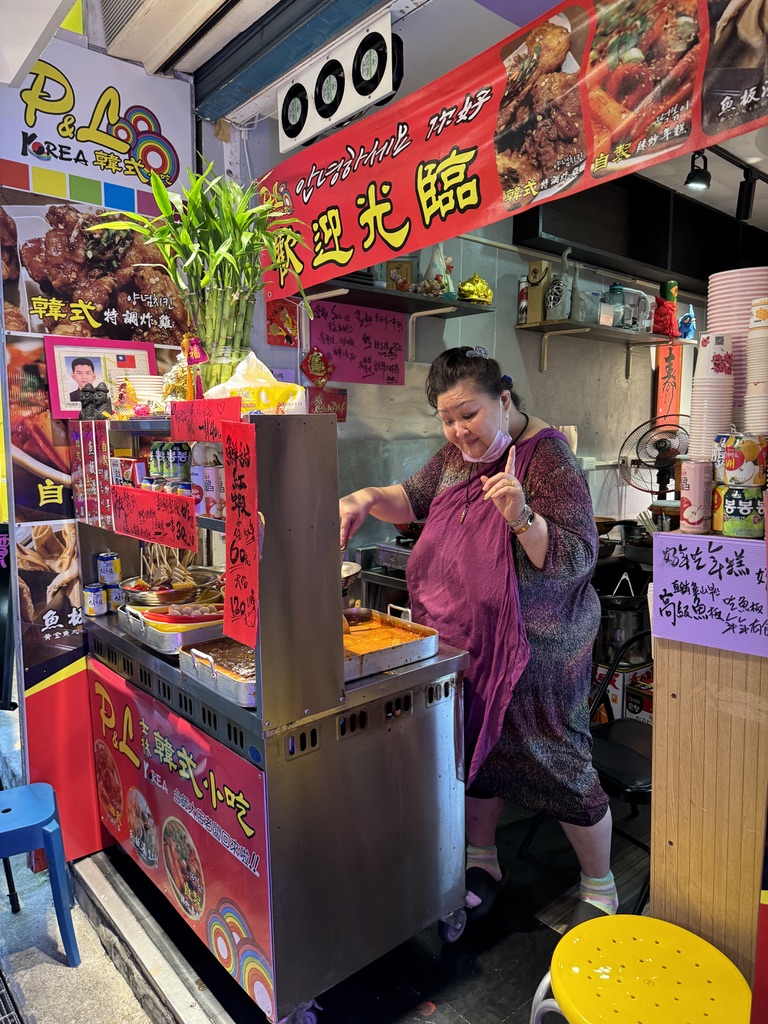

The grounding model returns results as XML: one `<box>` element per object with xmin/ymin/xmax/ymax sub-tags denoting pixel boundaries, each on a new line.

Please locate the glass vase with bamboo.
<box><xmin>97</xmin><ymin>163</ymin><xmax>305</xmax><ymax>390</ymax></box>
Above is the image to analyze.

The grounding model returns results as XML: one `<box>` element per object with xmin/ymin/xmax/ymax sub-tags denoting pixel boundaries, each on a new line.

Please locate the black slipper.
<box><xmin>465</xmin><ymin>867</ymin><xmax>506</xmax><ymax>921</ymax></box>
<box><xmin>567</xmin><ymin>900</ymin><xmax>610</xmax><ymax>931</ymax></box>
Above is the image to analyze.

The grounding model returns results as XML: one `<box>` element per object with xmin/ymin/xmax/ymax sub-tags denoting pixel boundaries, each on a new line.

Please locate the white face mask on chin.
<box><xmin>461</xmin><ymin>397</ymin><xmax>511</xmax><ymax>463</ymax></box>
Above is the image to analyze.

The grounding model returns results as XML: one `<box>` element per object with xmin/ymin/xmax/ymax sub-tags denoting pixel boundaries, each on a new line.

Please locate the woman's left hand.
<box><xmin>481</xmin><ymin>446</ymin><xmax>526</xmax><ymax>526</ymax></box>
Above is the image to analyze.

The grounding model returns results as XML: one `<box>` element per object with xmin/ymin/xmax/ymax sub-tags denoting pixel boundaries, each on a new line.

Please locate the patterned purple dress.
<box><xmin>402</xmin><ymin>430</ymin><xmax>607</xmax><ymax>827</ymax></box>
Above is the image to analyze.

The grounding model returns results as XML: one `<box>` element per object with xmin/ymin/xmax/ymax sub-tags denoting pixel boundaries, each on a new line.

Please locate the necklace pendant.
<box><xmin>459</xmin><ymin>506</ymin><xmax>468</xmax><ymax>524</ymax></box>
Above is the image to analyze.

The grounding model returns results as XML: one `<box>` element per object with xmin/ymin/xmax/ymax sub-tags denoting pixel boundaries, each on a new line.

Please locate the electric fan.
<box><xmin>618</xmin><ymin>414</ymin><xmax>691</xmax><ymax>498</ymax></box>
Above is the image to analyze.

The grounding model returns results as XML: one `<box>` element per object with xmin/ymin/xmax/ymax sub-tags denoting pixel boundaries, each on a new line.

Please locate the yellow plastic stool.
<box><xmin>529</xmin><ymin>915</ymin><xmax>751</xmax><ymax>1024</ymax></box>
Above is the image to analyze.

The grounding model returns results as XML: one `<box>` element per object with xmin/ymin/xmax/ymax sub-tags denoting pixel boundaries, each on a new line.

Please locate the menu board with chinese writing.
<box><xmin>653</xmin><ymin>534</ymin><xmax>768</xmax><ymax>656</ymax></box>
<box><xmin>171</xmin><ymin>398</ymin><xmax>242</xmax><ymax>444</ymax></box>
<box><xmin>223</xmin><ymin>421</ymin><xmax>259</xmax><ymax>646</ymax></box>
<box><xmin>309</xmin><ymin>302</ymin><xmax>405</xmax><ymax>385</ymax></box>
<box><xmin>88</xmin><ymin>661</ymin><xmax>275</xmax><ymax>1019</ymax></box>
<box><xmin>112</xmin><ymin>485</ymin><xmax>198</xmax><ymax>551</ymax></box>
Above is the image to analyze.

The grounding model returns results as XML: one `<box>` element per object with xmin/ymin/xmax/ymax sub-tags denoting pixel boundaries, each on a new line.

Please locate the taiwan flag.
<box><xmin>116</xmin><ymin>354</ymin><xmax>137</xmax><ymax>369</ymax></box>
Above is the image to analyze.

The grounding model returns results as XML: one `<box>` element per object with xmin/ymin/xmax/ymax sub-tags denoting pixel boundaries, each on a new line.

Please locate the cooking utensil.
<box><xmin>119</xmin><ymin>567</ymin><xmax>219</xmax><ymax>606</ymax></box>
<box><xmin>394</xmin><ymin>522</ymin><xmax>425</xmax><ymax>539</ymax></box>
<box><xmin>594</xmin><ymin>517</ymin><xmax>617</xmax><ymax>536</ymax></box>
<box><xmin>341</xmin><ymin>561</ymin><xmax>362</xmax><ymax>597</ymax></box>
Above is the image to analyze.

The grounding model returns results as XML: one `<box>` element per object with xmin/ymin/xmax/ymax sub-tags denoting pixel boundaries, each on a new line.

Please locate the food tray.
<box><xmin>178</xmin><ymin>637</ymin><xmax>258</xmax><ymax>707</ymax></box>
<box><xmin>342</xmin><ymin>609</ymin><xmax>439</xmax><ymax>683</ymax></box>
<box><xmin>118</xmin><ymin>605</ymin><xmax>224</xmax><ymax>656</ymax></box>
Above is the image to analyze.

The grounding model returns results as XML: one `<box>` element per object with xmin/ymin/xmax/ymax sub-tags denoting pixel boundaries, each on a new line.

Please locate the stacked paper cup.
<box><xmin>745</xmin><ymin>297</ymin><xmax>768</xmax><ymax>433</ymax></box>
<box><xmin>688</xmin><ymin>332</ymin><xmax>734</xmax><ymax>460</ymax></box>
<box><xmin>707</xmin><ymin>267</ymin><xmax>768</xmax><ymax>429</ymax></box>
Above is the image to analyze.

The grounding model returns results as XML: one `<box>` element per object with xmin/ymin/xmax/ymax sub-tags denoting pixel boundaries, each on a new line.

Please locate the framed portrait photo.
<box><xmin>44</xmin><ymin>337</ymin><xmax>158</xmax><ymax>419</ymax></box>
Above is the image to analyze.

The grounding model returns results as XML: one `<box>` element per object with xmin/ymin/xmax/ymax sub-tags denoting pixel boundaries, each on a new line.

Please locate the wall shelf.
<box><xmin>517</xmin><ymin>320</ymin><xmax>698</xmax><ymax>379</ymax></box>
<box><xmin>301</xmin><ymin>279</ymin><xmax>495</xmax><ymax>361</ymax></box>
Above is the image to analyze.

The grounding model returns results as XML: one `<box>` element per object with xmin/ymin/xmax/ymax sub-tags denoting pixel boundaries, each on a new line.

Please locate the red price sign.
<box><xmin>223</xmin><ymin>421</ymin><xmax>258</xmax><ymax>646</ymax></box>
<box><xmin>112</xmin><ymin>485</ymin><xmax>198</xmax><ymax>550</ymax></box>
<box><xmin>170</xmin><ymin>398</ymin><xmax>242</xmax><ymax>443</ymax></box>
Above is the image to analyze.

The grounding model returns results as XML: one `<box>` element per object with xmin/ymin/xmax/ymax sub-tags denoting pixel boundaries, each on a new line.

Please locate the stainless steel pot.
<box><xmin>616</xmin><ymin>521</ymin><xmax>649</xmax><ymax>546</ymax></box>
<box><xmin>341</xmin><ymin>561</ymin><xmax>362</xmax><ymax>597</ymax></box>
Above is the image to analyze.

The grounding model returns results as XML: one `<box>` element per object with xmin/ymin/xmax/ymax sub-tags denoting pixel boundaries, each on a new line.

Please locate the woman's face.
<box><xmin>435</xmin><ymin>384</ymin><xmax>509</xmax><ymax>458</ymax></box>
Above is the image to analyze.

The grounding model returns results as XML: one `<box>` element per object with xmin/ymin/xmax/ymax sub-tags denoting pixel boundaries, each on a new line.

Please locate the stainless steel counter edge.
<box><xmin>85</xmin><ymin>616</ymin><xmax>469</xmax><ymax>736</ymax></box>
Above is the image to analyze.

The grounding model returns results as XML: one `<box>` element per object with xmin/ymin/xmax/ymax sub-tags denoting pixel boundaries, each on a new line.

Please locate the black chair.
<box><xmin>517</xmin><ymin>628</ymin><xmax>653</xmax><ymax>914</ymax></box>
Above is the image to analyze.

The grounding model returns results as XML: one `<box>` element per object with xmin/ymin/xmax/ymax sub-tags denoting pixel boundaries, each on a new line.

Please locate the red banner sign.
<box><xmin>263</xmin><ymin>0</ymin><xmax>768</xmax><ymax>300</ymax></box>
<box><xmin>308</xmin><ymin>387</ymin><xmax>348</xmax><ymax>421</ymax></box>
<box><xmin>88</xmin><ymin>661</ymin><xmax>275</xmax><ymax>1018</ymax></box>
<box><xmin>112</xmin><ymin>485</ymin><xmax>198</xmax><ymax>551</ymax></box>
<box><xmin>170</xmin><ymin>398</ymin><xmax>243</xmax><ymax>443</ymax></box>
<box><xmin>223</xmin><ymin>421</ymin><xmax>259</xmax><ymax>646</ymax></box>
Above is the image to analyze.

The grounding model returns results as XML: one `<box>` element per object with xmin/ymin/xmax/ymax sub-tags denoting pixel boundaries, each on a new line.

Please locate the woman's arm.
<box><xmin>339</xmin><ymin>484</ymin><xmax>415</xmax><ymax>549</ymax></box>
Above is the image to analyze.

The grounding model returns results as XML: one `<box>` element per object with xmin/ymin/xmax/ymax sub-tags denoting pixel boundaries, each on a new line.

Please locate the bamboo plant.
<box><xmin>97</xmin><ymin>163</ymin><xmax>306</xmax><ymax>389</ymax></box>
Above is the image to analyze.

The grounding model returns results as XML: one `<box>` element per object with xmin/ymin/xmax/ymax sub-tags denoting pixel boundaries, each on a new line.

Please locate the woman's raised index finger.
<box><xmin>506</xmin><ymin>445</ymin><xmax>516</xmax><ymax>478</ymax></box>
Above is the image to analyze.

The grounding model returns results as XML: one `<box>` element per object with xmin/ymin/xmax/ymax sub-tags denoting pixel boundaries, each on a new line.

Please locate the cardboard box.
<box><xmin>592</xmin><ymin>661</ymin><xmax>653</xmax><ymax>723</ymax></box>
<box><xmin>624</xmin><ymin>680</ymin><xmax>653</xmax><ymax>726</ymax></box>
<box><xmin>110</xmin><ymin>457</ymin><xmax>148</xmax><ymax>488</ymax></box>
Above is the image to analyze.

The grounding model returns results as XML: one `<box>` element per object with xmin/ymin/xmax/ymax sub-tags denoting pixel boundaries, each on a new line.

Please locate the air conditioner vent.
<box><xmin>101</xmin><ymin>0</ymin><xmax>147</xmax><ymax>46</ymax></box>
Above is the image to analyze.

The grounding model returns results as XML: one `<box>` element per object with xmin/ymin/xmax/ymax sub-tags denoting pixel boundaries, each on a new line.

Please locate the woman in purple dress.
<box><xmin>339</xmin><ymin>346</ymin><xmax>616</xmax><ymax>926</ymax></box>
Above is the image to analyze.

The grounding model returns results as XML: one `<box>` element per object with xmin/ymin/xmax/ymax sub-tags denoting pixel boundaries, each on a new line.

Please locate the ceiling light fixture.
<box><xmin>736</xmin><ymin>168</ymin><xmax>757</xmax><ymax>221</ymax></box>
<box><xmin>684</xmin><ymin>150</ymin><xmax>711</xmax><ymax>190</ymax></box>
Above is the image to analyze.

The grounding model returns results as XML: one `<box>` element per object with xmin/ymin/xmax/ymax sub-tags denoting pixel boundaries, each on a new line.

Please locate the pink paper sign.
<box><xmin>653</xmin><ymin>533</ymin><xmax>768</xmax><ymax>656</ymax></box>
<box><xmin>309</xmin><ymin>302</ymin><xmax>405</xmax><ymax>385</ymax></box>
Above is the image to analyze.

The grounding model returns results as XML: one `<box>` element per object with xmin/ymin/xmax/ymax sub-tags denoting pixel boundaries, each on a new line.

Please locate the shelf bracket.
<box><xmin>538</xmin><ymin>327</ymin><xmax>590</xmax><ymax>372</ymax></box>
<box><xmin>407</xmin><ymin>306</ymin><xmax>457</xmax><ymax>361</ymax></box>
<box><xmin>625</xmin><ymin>344</ymin><xmax>635</xmax><ymax>381</ymax></box>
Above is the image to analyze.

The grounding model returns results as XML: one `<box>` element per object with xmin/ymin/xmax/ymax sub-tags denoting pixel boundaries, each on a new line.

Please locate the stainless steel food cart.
<box><xmin>80</xmin><ymin>414</ymin><xmax>469</xmax><ymax>1024</ymax></box>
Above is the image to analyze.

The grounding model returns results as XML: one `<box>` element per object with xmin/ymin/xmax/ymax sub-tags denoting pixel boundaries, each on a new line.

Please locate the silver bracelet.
<box><xmin>507</xmin><ymin>503</ymin><xmax>533</xmax><ymax>532</ymax></box>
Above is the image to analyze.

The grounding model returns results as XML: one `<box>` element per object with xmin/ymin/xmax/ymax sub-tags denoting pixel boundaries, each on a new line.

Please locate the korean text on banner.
<box><xmin>261</xmin><ymin>0</ymin><xmax>768</xmax><ymax>300</ymax></box>
<box><xmin>653</xmin><ymin>534</ymin><xmax>768</xmax><ymax>656</ymax></box>
<box><xmin>223</xmin><ymin>421</ymin><xmax>259</xmax><ymax>646</ymax></box>
<box><xmin>112</xmin><ymin>485</ymin><xmax>198</xmax><ymax>551</ymax></box>
<box><xmin>171</xmin><ymin>398</ymin><xmax>243</xmax><ymax>443</ymax></box>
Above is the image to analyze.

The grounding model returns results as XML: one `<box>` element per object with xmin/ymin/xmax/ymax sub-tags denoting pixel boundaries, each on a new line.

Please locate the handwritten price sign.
<box><xmin>223</xmin><ymin>421</ymin><xmax>259</xmax><ymax>646</ymax></box>
<box><xmin>171</xmin><ymin>398</ymin><xmax>242</xmax><ymax>443</ymax></box>
<box><xmin>112</xmin><ymin>485</ymin><xmax>198</xmax><ymax>551</ymax></box>
<box><xmin>309</xmin><ymin>302</ymin><xmax>405</xmax><ymax>385</ymax></box>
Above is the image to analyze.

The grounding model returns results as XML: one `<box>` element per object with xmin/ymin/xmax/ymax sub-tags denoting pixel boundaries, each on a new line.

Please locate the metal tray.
<box><xmin>178</xmin><ymin>637</ymin><xmax>258</xmax><ymax>707</ymax></box>
<box><xmin>342</xmin><ymin>609</ymin><xmax>439</xmax><ymax>682</ymax></box>
<box><xmin>118</xmin><ymin>605</ymin><xmax>224</xmax><ymax>656</ymax></box>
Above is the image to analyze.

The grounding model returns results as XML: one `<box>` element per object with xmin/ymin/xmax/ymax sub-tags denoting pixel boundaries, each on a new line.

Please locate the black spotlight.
<box><xmin>684</xmin><ymin>150</ymin><xmax>711</xmax><ymax>190</ymax></box>
<box><xmin>736</xmin><ymin>168</ymin><xmax>756</xmax><ymax>221</ymax></box>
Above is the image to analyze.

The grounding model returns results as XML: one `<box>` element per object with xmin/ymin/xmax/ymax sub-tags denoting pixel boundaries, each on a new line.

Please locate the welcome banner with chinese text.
<box><xmin>263</xmin><ymin>0</ymin><xmax>768</xmax><ymax>299</ymax></box>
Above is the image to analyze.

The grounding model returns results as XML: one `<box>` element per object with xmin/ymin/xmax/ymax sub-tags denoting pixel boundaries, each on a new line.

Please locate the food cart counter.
<box><xmin>80</xmin><ymin>414</ymin><xmax>470</xmax><ymax>1024</ymax></box>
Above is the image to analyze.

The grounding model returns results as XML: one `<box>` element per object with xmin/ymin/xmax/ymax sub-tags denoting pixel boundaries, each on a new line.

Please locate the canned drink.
<box><xmin>169</xmin><ymin>442</ymin><xmax>192</xmax><ymax>482</ymax></box>
<box><xmin>152</xmin><ymin>478</ymin><xmax>167</xmax><ymax>492</ymax></box>
<box><xmin>203</xmin><ymin>466</ymin><xmax>221</xmax><ymax>518</ymax></box>
<box><xmin>217</xmin><ymin>467</ymin><xmax>227</xmax><ymax>519</ymax></box>
<box><xmin>84</xmin><ymin>583</ymin><xmax>107</xmax><ymax>616</ymax></box>
<box><xmin>712</xmin><ymin>434</ymin><xmax>730</xmax><ymax>484</ymax></box>
<box><xmin>724</xmin><ymin>433</ymin><xmax>767</xmax><ymax>487</ymax></box>
<box><xmin>150</xmin><ymin>441</ymin><xmax>166</xmax><ymax>477</ymax></box>
<box><xmin>723</xmin><ymin>486</ymin><xmax>765</xmax><ymax>539</ymax></box>
<box><xmin>141</xmin><ymin>476</ymin><xmax>155</xmax><ymax>491</ymax></box>
<box><xmin>711</xmin><ymin>484</ymin><xmax>728</xmax><ymax>533</ymax></box>
<box><xmin>105</xmin><ymin>585</ymin><xmax>122</xmax><ymax>613</ymax></box>
<box><xmin>97</xmin><ymin>551</ymin><xmax>122</xmax><ymax>584</ymax></box>
<box><xmin>177</xmin><ymin>482</ymin><xmax>193</xmax><ymax>497</ymax></box>
<box><xmin>190</xmin><ymin>465</ymin><xmax>206</xmax><ymax>514</ymax></box>
<box><xmin>164</xmin><ymin>478</ymin><xmax>181</xmax><ymax>494</ymax></box>
<box><xmin>679</xmin><ymin>459</ymin><xmax>713</xmax><ymax>534</ymax></box>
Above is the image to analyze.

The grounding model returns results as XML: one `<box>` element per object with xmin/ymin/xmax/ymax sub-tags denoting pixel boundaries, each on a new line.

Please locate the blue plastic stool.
<box><xmin>0</xmin><ymin>782</ymin><xmax>81</xmax><ymax>967</ymax></box>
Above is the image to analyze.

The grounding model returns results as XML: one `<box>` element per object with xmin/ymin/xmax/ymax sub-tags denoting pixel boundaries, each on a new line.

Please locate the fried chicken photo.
<box><xmin>3</xmin><ymin>301</ymin><xmax>27</xmax><ymax>332</ymax></box>
<box><xmin>19</xmin><ymin>202</ymin><xmax>189</xmax><ymax>343</ymax></box>
<box><xmin>495</xmin><ymin>14</ymin><xmax>588</xmax><ymax>211</ymax></box>
<box><xmin>0</xmin><ymin>207</ymin><xmax>19</xmax><ymax>282</ymax></box>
